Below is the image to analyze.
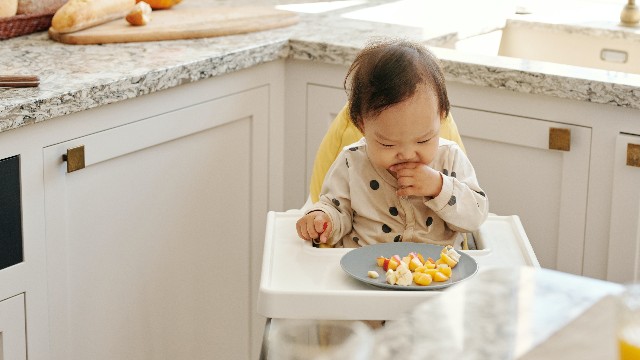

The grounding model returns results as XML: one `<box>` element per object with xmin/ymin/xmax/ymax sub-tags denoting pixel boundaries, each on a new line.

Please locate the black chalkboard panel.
<box><xmin>0</xmin><ymin>155</ymin><xmax>23</xmax><ymax>270</ymax></box>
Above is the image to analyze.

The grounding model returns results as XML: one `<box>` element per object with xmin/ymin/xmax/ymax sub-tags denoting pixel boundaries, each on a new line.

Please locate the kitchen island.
<box><xmin>1</xmin><ymin>1</ymin><xmax>640</xmax><ymax>359</ymax></box>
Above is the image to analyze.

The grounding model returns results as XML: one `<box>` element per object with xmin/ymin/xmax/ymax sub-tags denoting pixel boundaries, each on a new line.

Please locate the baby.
<box><xmin>296</xmin><ymin>38</ymin><xmax>489</xmax><ymax>248</ymax></box>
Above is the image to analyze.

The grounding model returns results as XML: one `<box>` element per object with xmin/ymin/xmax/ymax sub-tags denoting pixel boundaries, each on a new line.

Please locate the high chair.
<box><xmin>257</xmin><ymin>104</ymin><xmax>540</xmax><ymax>358</ymax></box>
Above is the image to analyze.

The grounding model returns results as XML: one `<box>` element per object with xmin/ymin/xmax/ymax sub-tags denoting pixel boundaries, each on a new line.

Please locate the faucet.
<box><xmin>621</xmin><ymin>0</ymin><xmax>640</xmax><ymax>26</ymax></box>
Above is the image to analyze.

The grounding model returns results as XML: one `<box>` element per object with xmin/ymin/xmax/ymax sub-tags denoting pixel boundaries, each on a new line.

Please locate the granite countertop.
<box><xmin>370</xmin><ymin>266</ymin><xmax>624</xmax><ymax>359</ymax></box>
<box><xmin>2</xmin><ymin>0</ymin><xmax>640</xmax><ymax>134</ymax></box>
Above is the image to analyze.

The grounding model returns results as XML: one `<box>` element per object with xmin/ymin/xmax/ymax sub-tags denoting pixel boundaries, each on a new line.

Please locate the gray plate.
<box><xmin>340</xmin><ymin>243</ymin><xmax>478</xmax><ymax>291</ymax></box>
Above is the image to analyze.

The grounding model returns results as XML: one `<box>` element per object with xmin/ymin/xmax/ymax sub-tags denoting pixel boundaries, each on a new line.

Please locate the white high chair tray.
<box><xmin>257</xmin><ymin>211</ymin><xmax>539</xmax><ymax>320</ymax></box>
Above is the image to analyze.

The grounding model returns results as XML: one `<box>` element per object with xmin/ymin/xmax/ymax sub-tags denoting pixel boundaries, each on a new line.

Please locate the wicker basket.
<box><xmin>0</xmin><ymin>12</ymin><xmax>55</xmax><ymax>40</ymax></box>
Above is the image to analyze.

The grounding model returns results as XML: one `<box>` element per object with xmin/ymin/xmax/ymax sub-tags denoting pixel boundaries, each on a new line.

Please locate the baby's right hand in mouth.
<box><xmin>296</xmin><ymin>211</ymin><xmax>332</xmax><ymax>243</ymax></box>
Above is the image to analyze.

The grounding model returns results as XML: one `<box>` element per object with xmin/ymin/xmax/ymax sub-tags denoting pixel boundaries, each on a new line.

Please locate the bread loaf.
<box><xmin>17</xmin><ymin>0</ymin><xmax>67</xmax><ymax>15</ymax></box>
<box><xmin>51</xmin><ymin>0</ymin><xmax>135</xmax><ymax>34</ymax></box>
<box><xmin>0</xmin><ymin>0</ymin><xmax>18</xmax><ymax>18</ymax></box>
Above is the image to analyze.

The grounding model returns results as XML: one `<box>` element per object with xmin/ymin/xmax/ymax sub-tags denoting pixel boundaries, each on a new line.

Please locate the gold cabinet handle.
<box><xmin>628</xmin><ymin>143</ymin><xmax>640</xmax><ymax>167</ymax></box>
<box><xmin>62</xmin><ymin>145</ymin><xmax>85</xmax><ymax>173</ymax></box>
<box><xmin>549</xmin><ymin>127</ymin><xmax>571</xmax><ymax>151</ymax></box>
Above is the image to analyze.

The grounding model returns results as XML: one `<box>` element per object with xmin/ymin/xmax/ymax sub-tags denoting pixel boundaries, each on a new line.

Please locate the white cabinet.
<box><xmin>0</xmin><ymin>294</ymin><xmax>26</xmax><ymax>360</ymax></box>
<box><xmin>43</xmin><ymin>86</ymin><xmax>270</xmax><ymax>360</ymax></box>
<box><xmin>607</xmin><ymin>133</ymin><xmax>640</xmax><ymax>283</ymax></box>
<box><xmin>452</xmin><ymin>107</ymin><xmax>591</xmax><ymax>274</ymax></box>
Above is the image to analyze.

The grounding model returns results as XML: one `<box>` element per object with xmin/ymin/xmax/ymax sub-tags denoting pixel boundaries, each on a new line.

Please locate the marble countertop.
<box><xmin>2</xmin><ymin>0</ymin><xmax>640</xmax><ymax>134</ymax></box>
<box><xmin>369</xmin><ymin>266</ymin><xmax>624</xmax><ymax>359</ymax></box>
<box><xmin>266</xmin><ymin>266</ymin><xmax>625</xmax><ymax>359</ymax></box>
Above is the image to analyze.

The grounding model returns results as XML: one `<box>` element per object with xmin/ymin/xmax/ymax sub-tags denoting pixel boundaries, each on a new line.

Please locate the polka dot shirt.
<box><xmin>309</xmin><ymin>137</ymin><xmax>489</xmax><ymax>248</ymax></box>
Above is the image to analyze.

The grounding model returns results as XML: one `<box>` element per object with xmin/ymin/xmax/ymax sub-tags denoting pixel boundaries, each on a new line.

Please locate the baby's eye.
<box><xmin>378</xmin><ymin>141</ymin><xmax>394</xmax><ymax>148</ymax></box>
<box><xmin>418</xmin><ymin>137</ymin><xmax>433</xmax><ymax>144</ymax></box>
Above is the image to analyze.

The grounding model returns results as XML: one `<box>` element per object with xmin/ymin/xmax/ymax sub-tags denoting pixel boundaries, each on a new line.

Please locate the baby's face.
<box><xmin>362</xmin><ymin>85</ymin><xmax>441</xmax><ymax>174</ymax></box>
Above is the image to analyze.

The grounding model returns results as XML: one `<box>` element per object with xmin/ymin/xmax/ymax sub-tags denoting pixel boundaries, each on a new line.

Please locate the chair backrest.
<box><xmin>309</xmin><ymin>103</ymin><xmax>466</xmax><ymax>203</ymax></box>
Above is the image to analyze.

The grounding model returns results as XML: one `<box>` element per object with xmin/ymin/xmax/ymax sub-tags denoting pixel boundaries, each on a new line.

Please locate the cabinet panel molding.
<box><xmin>607</xmin><ymin>133</ymin><xmax>640</xmax><ymax>283</ymax></box>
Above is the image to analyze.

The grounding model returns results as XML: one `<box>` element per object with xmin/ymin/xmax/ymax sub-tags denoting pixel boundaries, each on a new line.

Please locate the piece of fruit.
<box><xmin>433</xmin><ymin>271</ymin><xmax>449</xmax><ymax>282</ymax></box>
<box><xmin>394</xmin><ymin>263</ymin><xmax>412</xmax><ymax>286</ymax></box>
<box><xmin>440</xmin><ymin>253</ymin><xmax>458</xmax><ymax>268</ymax></box>
<box><xmin>376</xmin><ymin>256</ymin><xmax>386</xmax><ymax>267</ymax></box>
<box><xmin>408</xmin><ymin>257</ymin><xmax>423</xmax><ymax>271</ymax></box>
<box><xmin>136</xmin><ymin>0</ymin><xmax>181</xmax><ymax>9</ymax></box>
<box><xmin>438</xmin><ymin>264</ymin><xmax>452</xmax><ymax>277</ymax></box>
<box><xmin>367</xmin><ymin>270</ymin><xmax>379</xmax><ymax>279</ymax></box>
<box><xmin>413</xmin><ymin>272</ymin><xmax>432</xmax><ymax>286</ymax></box>
<box><xmin>388</xmin><ymin>258</ymin><xmax>400</xmax><ymax>271</ymax></box>
<box><xmin>385</xmin><ymin>269</ymin><xmax>397</xmax><ymax>285</ymax></box>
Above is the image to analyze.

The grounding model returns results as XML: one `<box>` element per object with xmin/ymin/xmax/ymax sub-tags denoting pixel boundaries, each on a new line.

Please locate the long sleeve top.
<box><xmin>309</xmin><ymin>137</ymin><xmax>489</xmax><ymax>248</ymax></box>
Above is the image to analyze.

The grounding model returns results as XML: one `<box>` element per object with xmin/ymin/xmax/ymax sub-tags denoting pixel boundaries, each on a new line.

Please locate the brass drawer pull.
<box><xmin>549</xmin><ymin>128</ymin><xmax>571</xmax><ymax>151</ymax></box>
<box><xmin>62</xmin><ymin>145</ymin><xmax>85</xmax><ymax>173</ymax></box>
<box><xmin>628</xmin><ymin>143</ymin><xmax>640</xmax><ymax>167</ymax></box>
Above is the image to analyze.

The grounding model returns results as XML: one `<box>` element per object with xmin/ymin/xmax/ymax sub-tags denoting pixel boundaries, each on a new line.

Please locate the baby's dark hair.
<box><xmin>345</xmin><ymin>38</ymin><xmax>450</xmax><ymax>130</ymax></box>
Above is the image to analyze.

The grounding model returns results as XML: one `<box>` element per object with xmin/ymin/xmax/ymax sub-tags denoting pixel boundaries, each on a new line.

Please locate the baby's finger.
<box><xmin>390</xmin><ymin>162</ymin><xmax>419</xmax><ymax>172</ymax></box>
<box><xmin>296</xmin><ymin>219</ymin><xmax>310</xmax><ymax>240</ymax></box>
<box><xmin>319</xmin><ymin>221</ymin><xmax>332</xmax><ymax>243</ymax></box>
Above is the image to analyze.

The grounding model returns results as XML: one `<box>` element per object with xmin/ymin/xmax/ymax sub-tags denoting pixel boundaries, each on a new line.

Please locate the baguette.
<box><xmin>0</xmin><ymin>0</ymin><xmax>18</xmax><ymax>18</ymax></box>
<box><xmin>51</xmin><ymin>0</ymin><xmax>135</xmax><ymax>34</ymax></box>
<box><xmin>17</xmin><ymin>0</ymin><xmax>68</xmax><ymax>16</ymax></box>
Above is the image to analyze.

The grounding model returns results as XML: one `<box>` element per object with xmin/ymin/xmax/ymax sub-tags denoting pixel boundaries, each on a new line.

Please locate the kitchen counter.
<box><xmin>265</xmin><ymin>266</ymin><xmax>625</xmax><ymax>360</ymax></box>
<box><xmin>2</xmin><ymin>0</ymin><xmax>640</xmax><ymax>134</ymax></box>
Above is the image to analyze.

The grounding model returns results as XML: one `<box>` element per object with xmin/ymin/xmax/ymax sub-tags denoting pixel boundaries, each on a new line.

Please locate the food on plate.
<box><xmin>385</xmin><ymin>263</ymin><xmax>412</xmax><ymax>286</ymax></box>
<box><xmin>374</xmin><ymin>246</ymin><xmax>461</xmax><ymax>286</ymax></box>
<box><xmin>126</xmin><ymin>1</ymin><xmax>151</xmax><ymax>26</ymax></box>
<box><xmin>412</xmin><ymin>272</ymin><xmax>432</xmax><ymax>286</ymax></box>
<box><xmin>51</xmin><ymin>0</ymin><xmax>135</xmax><ymax>34</ymax></box>
<box><xmin>137</xmin><ymin>0</ymin><xmax>181</xmax><ymax>10</ymax></box>
<box><xmin>367</xmin><ymin>270</ymin><xmax>379</xmax><ymax>279</ymax></box>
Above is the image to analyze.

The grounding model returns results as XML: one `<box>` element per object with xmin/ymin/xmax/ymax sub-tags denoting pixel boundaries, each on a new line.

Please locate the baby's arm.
<box><xmin>427</xmin><ymin>148</ymin><xmax>489</xmax><ymax>232</ymax></box>
<box><xmin>298</xmin><ymin>150</ymin><xmax>355</xmax><ymax>245</ymax></box>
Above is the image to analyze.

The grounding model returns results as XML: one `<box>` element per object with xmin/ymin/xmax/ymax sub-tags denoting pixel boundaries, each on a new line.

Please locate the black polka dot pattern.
<box><xmin>475</xmin><ymin>190</ymin><xmax>486</xmax><ymax>197</ymax></box>
<box><xmin>426</xmin><ymin>217</ymin><xmax>433</xmax><ymax>226</ymax></box>
<box><xmin>451</xmin><ymin>171</ymin><xmax>457</xmax><ymax>178</ymax></box>
<box><xmin>346</xmin><ymin>158</ymin><xmax>349</xmax><ymax>168</ymax></box>
<box><xmin>382</xmin><ymin>224</ymin><xmax>391</xmax><ymax>233</ymax></box>
<box><xmin>332</xmin><ymin>198</ymin><xmax>340</xmax><ymax>207</ymax></box>
<box><xmin>349</xmin><ymin>147</ymin><xmax>357</xmax><ymax>151</ymax></box>
<box><xmin>442</xmin><ymin>169</ymin><xmax>449</xmax><ymax>176</ymax></box>
<box><xmin>370</xmin><ymin>180</ymin><xmax>380</xmax><ymax>190</ymax></box>
<box><xmin>394</xmin><ymin>235</ymin><xmax>402</xmax><ymax>242</ymax></box>
<box><xmin>389</xmin><ymin>207</ymin><xmax>398</xmax><ymax>216</ymax></box>
<box><xmin>353</xmin><ymin>236</ymin><xmax>359</xmax><ymax>243</ymax></box>
<box><xmin>448</xmin><ymin>195</ymin><xmax>457</xmax><ymax>206</ymax></box>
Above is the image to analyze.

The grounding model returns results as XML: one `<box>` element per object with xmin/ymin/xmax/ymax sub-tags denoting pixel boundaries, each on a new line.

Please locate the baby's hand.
<box><xmin>296</xmin><ymin>211</ymin><xmax>332</xmax><ymax>243</ymax></box>
<box><xmin>389</xmin><ymin>162</ymin><xmax>443</xmax><ymax>198</ymax></box>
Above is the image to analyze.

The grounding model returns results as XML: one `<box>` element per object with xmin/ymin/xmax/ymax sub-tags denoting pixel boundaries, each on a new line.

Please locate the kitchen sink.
<box><xmin>453</xmin><ymin>20</ymin><xmax>640</xmax><ymax>75</ymax></box>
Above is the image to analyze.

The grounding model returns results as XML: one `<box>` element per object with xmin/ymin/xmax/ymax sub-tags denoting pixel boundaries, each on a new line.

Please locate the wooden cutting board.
<box><xmin>48</xmin><ymin>4</ymin><xmax>299</xmax><ymax>45</ymax></box>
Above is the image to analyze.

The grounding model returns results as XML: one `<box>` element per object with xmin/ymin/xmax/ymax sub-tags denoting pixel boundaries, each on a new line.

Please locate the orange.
<box><xmin>137</xmin><ymin>0</ymin><xmax>182</xmax><ymax>10</ymax></box>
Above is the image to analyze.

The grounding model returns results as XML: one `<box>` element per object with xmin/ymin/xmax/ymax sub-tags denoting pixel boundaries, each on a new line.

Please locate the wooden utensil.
<box><xmin>0</xmin><ymin>75</ymin><xmax>39</xmax><ymax>87</ymax></box>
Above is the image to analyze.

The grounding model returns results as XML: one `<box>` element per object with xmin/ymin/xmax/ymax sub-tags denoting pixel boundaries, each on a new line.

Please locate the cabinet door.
<box><xmin>452</xmin><ymin>107</ymin><xmax>591</xmax><ymax>274</ymax></box>
<box><xmin>0</xmin><ymin>294</ymin><xmax>26</xmax><ymax>360</ymax></box>
<box><xmin>607</xmin><ymin>133</ymin><xmax>640</xmax><ymax>283</ymax></box>
<box><xmin>305</xmin><ymin>85</ymin><xmax>349</xmax><ymax>194</ymax></box>
<box><xmin>43</xmin><ymin>87</ymin><xmax>269</xmax><ymax>360</ymax></box>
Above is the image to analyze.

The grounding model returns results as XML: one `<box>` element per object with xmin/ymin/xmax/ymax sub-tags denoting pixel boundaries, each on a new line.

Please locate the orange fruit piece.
<box><xmin>137</xmin><ymin>0</ymin><xmax>182</xmax><ymax>10</ymax></box>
